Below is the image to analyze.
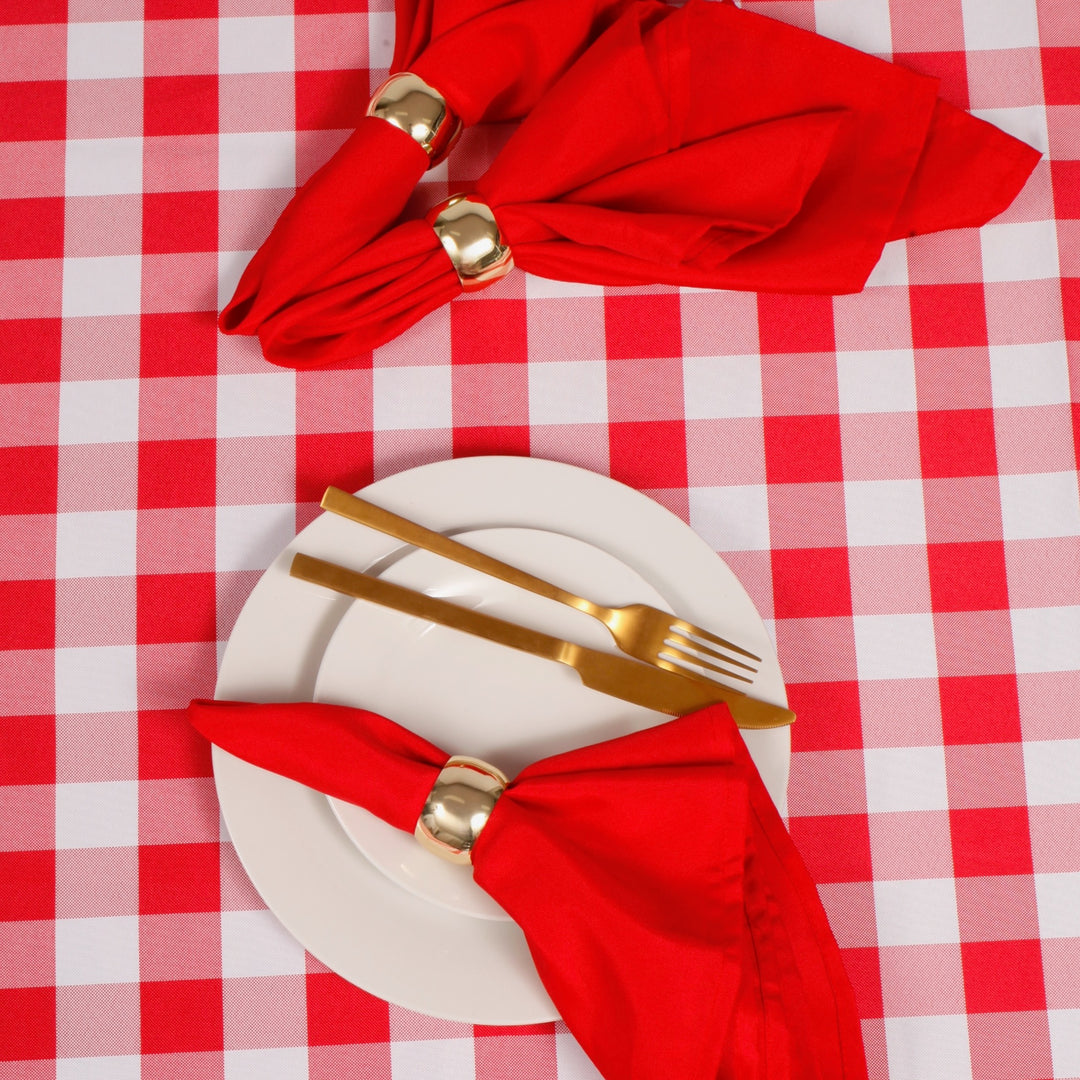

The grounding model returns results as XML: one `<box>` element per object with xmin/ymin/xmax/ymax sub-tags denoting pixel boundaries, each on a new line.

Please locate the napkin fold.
<box><xmin>227</xmin><ymin>0</ymin><xmax>1039</xmax><ymax>368</ymax></box>
<box><xmin>189</xmin><ymin>698</ymin><xmax>868</xmax><ymax>1080</ymax></box>
<box><xmin>220</xmin><ymin>0</ymin><xmax>648</xmax><ymax>336</ymax></box>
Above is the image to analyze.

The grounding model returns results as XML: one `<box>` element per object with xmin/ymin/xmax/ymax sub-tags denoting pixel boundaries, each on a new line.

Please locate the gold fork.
<box><xmin>320</xmin><ymin>486</ymin><xmax>760</xmax><ymax>685</ymax></box>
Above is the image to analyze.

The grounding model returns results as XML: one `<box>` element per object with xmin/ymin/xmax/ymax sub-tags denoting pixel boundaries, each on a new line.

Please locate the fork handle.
<box><xmin>321</xmin><ymin>487</ymin><xmax>604</xmax><ymax>619</ymax></box>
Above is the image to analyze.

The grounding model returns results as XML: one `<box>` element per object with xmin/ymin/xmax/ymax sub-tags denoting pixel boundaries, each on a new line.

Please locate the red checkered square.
<box><xmin>764</xmin><ymin>414</ymin><xmax>843</xmax><ymax>483</ymax></box>
<box><xmin>608</xmin><ymin>420</ymin><xmax>687</xmax><ymax>489</ymax></box>
<box><xmin>0</xmin><ymin>197</ymin><xmax>63</xmax><ymax>260</ymax></box>
<box><xmin>451</xmin><ymin>301</ymin><xmax>530</xmax><ymax>365</ymax></box>
<box><xmin>0</xmin><ymin>579</ymin><xmax>53</xmax><ymax>650</ymax></box>
<box><xmin>219</xmin><ymin>71</ymin><xmax>295</xmax><ymax>134</ymax></box>
<box><xmin>6</xmin><ymin>0</ymin><xmax>66</xmax><ymax>21</ymax></box>
<box><xmin>296</xmin><ymin>432</ymin><xmax>375</xmax><ymax>505</ymax></box>
<box><xmin>0</xmin><ymin>987</ymin><xmax>55</xmax><ymax>1061</ymax></box>
<box><xmin>474</xmin><ymin>1033</ymin><xmax>559</xmax><ymax>1079</ymax></box>
<box><xmin>0</xmin><ymin>446</ymin><xmax>57</xmax><ymax>513</ymax></box>
<box><xmin>1043</xmin><ymin>46</ymin><xmax>1080</xmax><ymax>105</ymax></box>
<box><xmin>757</xmin><ymin>293</ymin><xmax>835</xmax><ymax>355</ymax></box>
<box><xmin>1064</xmin><ymin>277</ymin><xmax>1080</xmax><ymax>339</ymax></box>
<box><xmin>0</xmin><ymin>317</ymin><xmax>61</xmax><ymax>383</ymax></box>
<box><xmin>787</xmin><ymin>681</ymin><xmax>862</xmax><ymax>751</ymax></box>
<box><xmin>787</xmin><ymin>813</ymin><xmax>873</xmax><ymax>884</ymax></box>
<box><xmin>453</xmin><ymin>426</ymin><xmax>530</xmax><ymax>458</ymax></box>
<box><xmin>139</xmin><ymin>708</ymin><xmax>213</xmax><ymax>781</ymax></box>
<box><xmin>306</xmin><ymin>972</ymin><xmax>392</xmax><ymax>1045</ymax></box>
<box><xmin>141</xmin><ymin>979</ymin><xmax>224</xmax><ymax>1053</ymax></box>
<box><xmin>0</xmin><ymin>711</ymin><xmax>54</xmax><ymax>787</ymax></box>
<box><xmin>869</xmin><ymin>810</ymin><xmax>955</xmax><ymax>879</ymax></box>
<box><xmin>604</xmin><ymin>293</ymin><xmax>683</xmax><ymax>360</ymax></box>
<box><xmin>138</xmin><ymin>439</ymin><xmax>216</xmax><ymax>509</ymax></box>
<box><xmin>295</xmin><ymin>69</ymin><xmax>369</xmax><ymax>131</ymax></box>
<box><xmin>0</xmin><ymin>851</ymin><xmax>54</xmax><ymax>920</ymax></box>
<box><xmin>140</xmin><ymin>842</ymin><xmax>221</xmax><ymax>915</ymax></box>
<box><xmin>143</xmin><ymin>191</ymin><xmax>218</xmax><ymax>255</ymax></box>
<box><xmin>1051</xmin><ymin>161</ymin><xmax>1080</xmax><ymax>217</ymax></box>
<box><xmin>680</xmin><ymin>290</ymin><xmax>759</xmax><ymax>356</ymax></box>
<box><xmin>918</xmin><ymin>410</ymin><xmax>999</xmax><ymax>478</ymax></box>
<box><xmin>56</xmin><ymin>847</ymin><xmax>139</xmax><ymax>918</ymax></box>
<box><xmin>939</xmin><ymin>674</ymin><xmax>1023</xmax><ymax>744</ymax></box>
<box><xmin>951</xmin><ymin>806</ymin><xmax>1034</xmax><ymax>877</ymax></box>
<box><xmin>0</xmin><ymin>81</ymin><xmax>64</xmax><ymax>141</ymax></box>
<box><xmin>893</xmin><ymin>50</ymin><xmax>969</xmax><ymax>108</ymax></box>
<box><xmin>772</xmin><ymin>547</ymin><xmax>852</xmax><ymax>618</ymax></box>
<box><xmin>840</xmin><ymin>947</ymin><xmax>884</xmax><ymax>1021</ymax></box>
<box><xmin>968</xmin><ymin>1011</ymin><xmax>1053</xmax><ymax>1080</ymax></box>
<box><xmin>144</xmin><ymin>75</ymin><xmax>218</xmax><ymax>137</ymax></box>
<box><xmin>141</xmin><ymin>312</ymin><xmax>218</xmax><ymax>378</ymax></box>
<box><xmin>962</xmin><ymin>939</ymin><xmax>1046</xmax><ymax>1013</ymax></box>
<box><xmin>136</xmin><ymin>572</ymin><xmax>216</xmax><ymax>644</ymax></box>
<box><xmin>880</xmin><ymin>943</ymin><xmax>967</xmax><ymax>1015</ymax></box>
<box><xmin>955</xmin><ymin>875</ymin><xmax>1041</xmax><ymax>942</ymax></box>
<box><xmin>927</xmin><ymin>540</ymin><xmax>1009</xmax><ymax>612</ymax></box>
<box><xmin>910</xmin><ymin>284</ymin><xmax>988</xmax><ymax>349</ymax></box>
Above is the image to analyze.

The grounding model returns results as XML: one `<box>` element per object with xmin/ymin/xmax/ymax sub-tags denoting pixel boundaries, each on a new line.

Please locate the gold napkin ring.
<box><xmin>415</xmin><ymin>755</ymin><xmax>508</xmax><ymax>864</ymax></box>
<box><xmin>427</xmin><ymin>194</ymin><xmax>514</xmax><ymax>291</ymax></box>
<box><xmin>366</xmin><ymin>72</ymin><xmax>462</xmax><ymax>166</ymax></box>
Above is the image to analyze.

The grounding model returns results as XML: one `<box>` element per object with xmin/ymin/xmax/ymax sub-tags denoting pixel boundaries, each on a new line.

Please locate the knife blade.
<box><xmin>289</xmin><ymin>553</ymin><xmax>794</xmax><ymax>730</ymax></box>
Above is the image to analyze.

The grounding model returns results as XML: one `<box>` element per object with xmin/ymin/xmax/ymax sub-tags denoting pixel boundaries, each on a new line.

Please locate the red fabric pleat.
<box><xmin>188</xmin><ymin>698</ymin><xmax>869</xmax><ymax>1080</ymax></box>
<box><xmin>240</xmin><ymin>0</ymin><xmax>1038</xmax><ymax>367</ymax></box>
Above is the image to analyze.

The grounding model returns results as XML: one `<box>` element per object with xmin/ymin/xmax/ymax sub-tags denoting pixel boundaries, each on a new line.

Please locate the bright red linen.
<box><xmin>219</xmin><ymin>0</ymin><xmax>644</xmax><ymax>337</ymax></box>
<box><xmin>188</xmin><ymin>698</ymin><xmax>869</xmax><ymax>1080</ymax></box>
<box><xmin>237</xmin><ymin>0</ymin><xmax>1038</xmax><ymax>368</ymax></box>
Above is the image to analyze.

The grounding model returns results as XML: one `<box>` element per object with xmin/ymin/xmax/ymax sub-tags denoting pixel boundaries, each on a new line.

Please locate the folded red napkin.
<box><xmin>190</xmin><ymin>698</ymin><xmax>868</xmax><ymax>1080</ymax></box>
<box><xmin>230</xmin><ymin>0</ymin><xmax>1039</xmax><ymax>368</ymax></box>
<box><xmin>220</xmin><ymin>0</ymin><xmax>649</xmax><ymax>337</ymax></box>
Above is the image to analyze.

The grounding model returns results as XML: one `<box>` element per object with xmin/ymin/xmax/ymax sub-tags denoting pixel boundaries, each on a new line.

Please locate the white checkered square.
<box><xmin>688</xmin><ymin>485</ymin><xmax>770</xmax><ymax>552</ymax></box>
<box><xmin>54</xmin><ymin>645</ymin><xmax>138</xmax><ymax>714</ymax></box>
<box><xmin>864</xmin><ymin>240</ymin><xmax>910</xmax><ymax>288</ymax></box>
<box><xmin>215</xmin><ymin>503</ymin><xmax>296</xmax><ymax>572</ymax></box>
<box><xmin>1011</xmin><ymin>605</ymin><xmax>1080</xmax><ymax>675</ymax></box>
<box><xmin>1035</xmin><ymin>872</ymin><xmax>1080</xmax><ymax>938</ymax></box>
<box><xmin>221</xmin><ymin>910</ymin><xmax>307</xmax><ymax>978</ymax></box>
<box><xmin>67</xmin><ymin>20</ymin><xmax>143</xmax><ymax>80</ymax></box>
<box><xmin>65</xmin><ymin>138</ymin><xmax>143</xmax><ymax>197</ymax></box>
<box><xmin>836</xmin><ymin>349</ymin><xmax>917</xmax><ymax>414</ymax></box>
<box><xmin>367</xmin><ymin>9</ymin><xmax>395</xmax><ymax>70</ymax></box>
<box><xmin>555</xmin><ymin>1030</ymin><xmax>605</xmax><ymax>1079</ymax></box>
<box><xmin>219</xmin><ymin>131</ymin><xmax>296</xmax><ymax>192</ymax></box>
<box><xmin>528</xmin><ymin>361</ymin><xmax>608</xmax><ymax>425</ymax></box>
<box><xmin>55</xmin><ymin>780</ymin><xmax>139</xmax><ymax>849</ymax></box>
<box><xmin>874</xmin><ymin>878</ymin><xmax>961</xmax><ymax>945</ymax></box>
<box><xmin>1049</xmin><ymin>1010</ymin><xmax>1080</xmax><ymax>1077</ymax></box>
<box><xmin>980</xmin><ymin>220</ymin><xmax>1060</xmax><ymax>282</ymax></box>
<box><xmin>961</xmin><ymin>0</ymin><xmax>1041</xmax><ymax>50</ymax></box>
<box><xmin>814</xmin><ymin>0</ymin><xmax>892</xmax><ymax>53</ymax></box>
<box><xmin>973</xmin><ymin>105</ymin><xmax>1049</xmax><ymax>154</ymax></box>
<box><xmin>682</xmin><ymin>355</ymin><xmax>763</xmax><ymax>419</ymax></box>
<box><xmin>864</xmin><ymin>745</ymin><xmax>949</xmax><ymax>813</ymax></box>
<box><xmin>58</xmin><ymin>378</ymin><xmax>139</xmax><ymax>444</ymax></box>
<box><xmin>56</xmin><ymin>510</ymin><xmax>137</xmax><ymax>578</ymax></box>
<box><xmin>373</xmin><ymin>365</ymin><xmax>453</xmax><ymax>429</ymax></box>
<box><xmin>853</xmin><ymin>613</ymin><xmax>937</xmax><ymax>679</ymax></box>
<box><xmin>217</xmin><ymin>372</ymin><xmax>296</xmax><ymax>438</ymax></box>
<box><xmin>844</xmin><ymin>479</ymin><xmax>927</xmax><ymax>546</ymax></box>
<box><xmin>219</xmin><ymin>249</ymin><xmax>255</xmax><ymax>311</ymax></box>
<box><xmin>523</xmin><ymin>273</ymin><xmax>605</xmax><ymax>299</ymax></box>
<box><xmin>62</xmin><ymin>256</ymin><xmax>143</xmax><ymax>317</ymax></box>
<box><xmin>225</xmin><ymin>1048</ymin><xmax>309</xmax><ymax>1080</ymax></box>
<box><xmin>1000</xmin><ymin>471</ymin><xmax>1080</xmax><ymax>540</ymax></box>
<box><xmin>58</xmin><ymin>1057</ymin><xmax>141</xmax><ymax>1080</ymax></box>
<box><xmin>390</xmin><ymin>1039</ymin><xmax>476</xmax><ymax>1080</ymax></box>
<box><xmin>990</xmin><ymin>342</ymin><xmax>1071</xmax><ymax>407</ymax></box>
<box><xmin>1024</xmin><ymin>739</ymin><xmax>1080</xmax><ymax>805</ymax></box>
<box><xmin>219</xmin><ymin>16</ymin><xmax>294</xmax><ymax>74</ymax></box>
<box><xmin>884</xmin><ymin>1015</ymin><xmax>972</xmax><ymax>1080</ymax></box>
<box><xmin>55</xmin><ymin>916</ymin><xmax>139</xmax><ymax>985</ymax></box>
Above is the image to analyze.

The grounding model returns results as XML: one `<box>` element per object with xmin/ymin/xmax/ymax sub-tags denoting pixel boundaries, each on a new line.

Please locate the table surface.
<box><xmin>2</xmin><ymin>0</ymin><xmax>1079</xmax><ymax>1077</ymax></box>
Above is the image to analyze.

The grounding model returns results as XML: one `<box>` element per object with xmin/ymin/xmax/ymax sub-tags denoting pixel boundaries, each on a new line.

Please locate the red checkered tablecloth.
<box><xmin>2</xmin><ymin>0</ymin><xmax>1079</xmax><ymax>1076</ymax></box>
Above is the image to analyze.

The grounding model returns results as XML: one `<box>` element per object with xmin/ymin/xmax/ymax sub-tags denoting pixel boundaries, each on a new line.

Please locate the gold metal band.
<box><xmin>427</xmin><ymin>195</ymin><xmax>514</xmax><ymax>292</ymax></box>
<box><xmin>366</xmin><ymin>72</ymin><xmax>462</xmax><ymax>166</ymax></box>
<box><xmin>415</xmin><ymin>756</ymin><xmax>508</xmax><ymax>864</ymax></box>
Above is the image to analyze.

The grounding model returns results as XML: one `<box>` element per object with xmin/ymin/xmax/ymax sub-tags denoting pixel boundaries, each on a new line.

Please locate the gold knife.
<box><xmin>290</xmin><ymin>553</ymin><xmax>794</xmax><ymax>730</ymax></box>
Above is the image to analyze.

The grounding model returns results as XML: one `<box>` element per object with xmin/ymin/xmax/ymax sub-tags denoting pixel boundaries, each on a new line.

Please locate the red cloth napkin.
<box><xmin>220</xmin><ymin>0</ymin><xmax>647</xmax><ymax>337</ymax></box>
<box><xmin>189</xmin><ymin>698</ymin><xmax>868</xmax><ymax>1080</ymax></box>
<box><xmin>234</xmin><ymin>0</ymin><xmax>1039</xmax><ymax>368</ymax></box>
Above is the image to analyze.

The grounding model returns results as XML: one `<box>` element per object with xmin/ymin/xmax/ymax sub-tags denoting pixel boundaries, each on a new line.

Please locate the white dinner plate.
<box><xmin>213</xmin><ymin>456</ymin><xmax>790</xmax><ymax>1024</ymax></box>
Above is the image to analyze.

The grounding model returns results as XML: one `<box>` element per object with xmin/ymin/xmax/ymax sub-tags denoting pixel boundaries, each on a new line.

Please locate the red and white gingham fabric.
<box><xmin>2</xmin><ymin>0</ymin><xmax>1079</xmax><ymax>1076</ymax></box>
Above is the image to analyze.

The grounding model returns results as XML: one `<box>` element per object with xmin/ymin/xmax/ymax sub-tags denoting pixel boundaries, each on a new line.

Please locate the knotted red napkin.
<box><xmin>189</xmin><ymin>698</ymin><xmax>868</xmax><ymax>1080</ymax></box>
<box><xmin>220</xmin><ymin>0</ymin><xmax>649</xmax><ymax>337</ymax></box>
<box><xmin>233</xmin><ymin>0</ymin><xmax>1039</xmax><ymax>368</ymax></box>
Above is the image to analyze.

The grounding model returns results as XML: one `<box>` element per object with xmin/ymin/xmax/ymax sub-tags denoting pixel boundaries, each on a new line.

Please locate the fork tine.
<box><xmin>669</xmin><ymin>619</ymin><xmax>761</xmax><ymax>663</ymax></box>
<box><xmin>665</xmin><ymin>629</ymin><xmax>758</xmax><ymax>673</ymax></box>
<box><xmin>656</xmin><ymin>651</ymin><xmax>756</xmax><ymax>685</ymax></box>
